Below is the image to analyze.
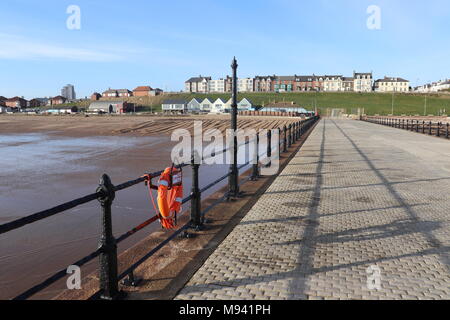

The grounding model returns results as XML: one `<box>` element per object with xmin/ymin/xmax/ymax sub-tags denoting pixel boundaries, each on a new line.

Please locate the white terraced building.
<box><xmin>237</xmin><ymin>78</ymin><xmax>254</xmax><ymax>92</ymax></box>
<box><xmin>374</xmin><ymin>77</ymin><xmax>410</xmax><ymax>92</ymax></box>
<box><xmin>353</xmin><ymin>72</ymin><xmax>373</xmax><ymax>92</ymax></box>
<box><xmin>324</xmin><ymin>75</ymin><xmax>344</xmax><ymax>92</ymax></box>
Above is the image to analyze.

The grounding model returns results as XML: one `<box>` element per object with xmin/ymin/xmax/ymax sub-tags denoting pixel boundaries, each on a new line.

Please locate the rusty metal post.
<box><xmin>97</xmin><ymin>174</ymin><xmax>120</xmax><ymax>300</ymax></box>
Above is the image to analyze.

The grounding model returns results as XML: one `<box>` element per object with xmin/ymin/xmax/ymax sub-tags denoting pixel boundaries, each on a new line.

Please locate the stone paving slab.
<box><xmin>176</xmin><ymin>119</ymin><xmax>450</xmax><ymax>300</ymax></box>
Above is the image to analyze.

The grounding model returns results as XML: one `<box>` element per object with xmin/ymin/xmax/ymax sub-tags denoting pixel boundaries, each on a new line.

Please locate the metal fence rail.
<box><xmin>1</xmin><ymin>116</ymin><xmax>320</xmax><ymax>300</ymax></box>
<box><xmin>363</xmin><ymin>117</ymin><xmax>450</xmax><ymax>139</ymax></box>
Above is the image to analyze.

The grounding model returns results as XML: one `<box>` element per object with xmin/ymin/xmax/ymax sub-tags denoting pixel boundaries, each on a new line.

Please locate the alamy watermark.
<box><xmin>66</xmin><ymin>5</ymin><xmax>81</xmax><ymax>30</ymax></box>
<box><xmin>170</xmin><ymin>121</ymin><xmax>280</xmax><ymax>175</ymax></box>
<box><xmin>366</xmin><ymin>265</ymin><xmax>382</xmax><ymax>290</ymax></box>
<box><xmin>66</xmin><ymin>265</ymin><xmax>81</xmax><ymax>290</ymax></box>
<box><xmin>367</xmin><ymin>5</ymin><xmax>381</xmax><ymax>30</ymax></box>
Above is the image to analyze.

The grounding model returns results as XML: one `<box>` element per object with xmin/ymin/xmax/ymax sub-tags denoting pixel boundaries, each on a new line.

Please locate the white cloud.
<box><xmin>0</xmin><ymin>33</ymin><xmax>123</xmax><ymax>62</ymax></box>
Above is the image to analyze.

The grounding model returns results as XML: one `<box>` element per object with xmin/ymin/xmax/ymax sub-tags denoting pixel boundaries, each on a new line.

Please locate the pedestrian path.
<box><xmin>176</xmin><ymin>119</ymin><xmax>450</xmax><ymax>300</ymax></box>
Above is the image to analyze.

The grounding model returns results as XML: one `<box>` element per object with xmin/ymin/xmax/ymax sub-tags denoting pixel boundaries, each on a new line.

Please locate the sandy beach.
<box><xmin>0</xmin><ymin>114</ymin><xmax>299</xmax><ymax>137</ymax></box>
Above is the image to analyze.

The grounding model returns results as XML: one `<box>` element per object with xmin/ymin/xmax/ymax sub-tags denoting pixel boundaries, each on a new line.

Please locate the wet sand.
<box><xmin>0</xmin><ymin>114</ymin><xmax>295</xmax><ymax>299</ymax></box>
<box><xmin>0</xmin><ymin>114</ymin><xmax>298</xmax><ymax>137</ymax></box>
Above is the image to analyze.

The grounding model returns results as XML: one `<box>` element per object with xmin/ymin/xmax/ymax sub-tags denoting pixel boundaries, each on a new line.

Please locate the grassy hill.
<box><xmin>171</xmin><ymin>92</ymin><xmax>450</xmax><ymax>116</ymax></box>
<box><xmin>42</xmin><ymin>92</ymin><xmax>450</xmax><ymax>116</ymax></box>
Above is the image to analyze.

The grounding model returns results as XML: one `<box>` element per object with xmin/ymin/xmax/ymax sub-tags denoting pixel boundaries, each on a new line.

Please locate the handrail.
<box><xmin>363</xmin><ymin>116</ymin><xmax>449</xmax><ymax>139</ymax></box>
<box><xmin>2</xmin><ymin>116</ymin><xmax>320</xmax><ymax>300</ymax></box>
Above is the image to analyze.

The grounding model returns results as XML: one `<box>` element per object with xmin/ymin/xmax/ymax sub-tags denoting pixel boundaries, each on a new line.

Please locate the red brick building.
<box><xmin>133</xmin><ymin>86</ymin><xmax>153</xmax><ymax>97</ymax></box>
<box><xmin>254</xmin><ymin>76</ymin><xmax>276</xmax><ymax>92</ymax></box>
<box><xmin>51</xmin><ymin>96</ymin><xmax>67</xmax><ymax>105</ymax></box>
<box><xmin>29</xmin><ymin>99</ymin><xmax>43</xmax><ymax>108</ymax></box>
<box><xmin>91</xmin><ymin>92</ymin><xmax>102</xmax><ymax>100</ymax></box>
<box><xmin>295</xmin><ymin>75</ymin><xmax>325</xmax><ymax>92</ymax></box>
<box><xmin>5</xmin><ymin>97</ymin><xmax>28</xmax><ymax>109</ymax></box>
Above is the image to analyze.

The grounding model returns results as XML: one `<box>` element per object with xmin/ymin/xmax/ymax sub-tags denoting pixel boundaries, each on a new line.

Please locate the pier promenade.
<box><xmin>176</xmin><ymin>119</ymin><xmax>450</xmax><ymax>300</ymax></box>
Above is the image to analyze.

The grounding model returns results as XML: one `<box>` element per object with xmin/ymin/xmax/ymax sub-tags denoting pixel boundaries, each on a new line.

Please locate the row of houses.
<box><xmin>95</xmin><ymin>86</ymin><xmax>163</xmax><ymax>99</ymax></box>
<box><xmin>185</xmin><ymin>73</ymin><xmax>412</xmax><ymax>93</ymax></box>
<box><xmin>414</xmin><ymin>79</ymin><xmax>450</xmax><ymax>93</ymax></box>
<box><xmin>0</xmin><ymin>96</ymin><xmax>71</xmax><ymax>111</ymax></box>
<box><xmin>162</xmin><ymin>98</ymin><xmax>254</xmax><ymax>114</ymax></box>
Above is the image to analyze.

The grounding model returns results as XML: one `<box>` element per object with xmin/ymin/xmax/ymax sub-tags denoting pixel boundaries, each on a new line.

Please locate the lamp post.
<box><xmin>228</xmin><ymin>57</ymin><xmax>239</xmax><ymax>197</ymax></box>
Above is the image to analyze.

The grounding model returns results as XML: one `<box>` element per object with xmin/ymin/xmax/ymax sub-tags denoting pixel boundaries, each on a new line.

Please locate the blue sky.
<box><xmin>0</xmin><ymin>0</ymin><xmax>449</xmax><ymax>99</ymax></box>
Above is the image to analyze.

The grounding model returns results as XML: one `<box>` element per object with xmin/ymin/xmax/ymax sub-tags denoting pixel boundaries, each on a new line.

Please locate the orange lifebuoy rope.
<box><xmin>142</xmin><ymin>172</ymin><xmax>180</xmax><ymax>230</ymax></box>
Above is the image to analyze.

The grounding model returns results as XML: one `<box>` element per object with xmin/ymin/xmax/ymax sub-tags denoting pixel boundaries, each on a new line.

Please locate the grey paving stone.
<box><xmin>175</xmin><ymin>119</ymin><xmax>450</xmax><ymax>301</ymax></box>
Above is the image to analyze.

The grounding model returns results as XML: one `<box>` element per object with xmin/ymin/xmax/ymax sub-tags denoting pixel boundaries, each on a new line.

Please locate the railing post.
<box><xmin>429</xmin><ymin>121</ymin><xmax>432</xmax><ymax>135</ymax></box>
<box><xmin>292</xmin><ymin>122</ymin><xmax>296</xmax><ymax>142</ymax></box>
<box><xmin>300</xmin><ymin>121</ymin><xmax>303</xmax><ymax>137</ymax></box>
<box><xmin>422</xmin><ymin>121</ymin><xmax>425</xmax><ymax>134</ymax></box>
<box><xmin>446</xmin><ymin>123</ymin><xmax>449</xmax><ymax>139</ymax></box>
<box><xmin>283</xmin><ymin>126</ymin><xmax>287</xmax><ymax>153</ymax></box>
<box><xmin>278</xmin><ymin>127</ymin><xmax>282</xmax><ymax>149</ymax></box>
<box><xmin>97</xmin><ymin>174</ymin><xmax>120</xmax><ymax>300</ymax></box>
<box><xmin>288</xmin><ymin>124</ymin><xmax>292</xmax><ymax>148</ymax></box>
<box><xmin>296</xmin><ymin>121</ymin><xmax>300</xmax><ymax>140</ymax></box>
<box><xmin>266</xmin><ymin>129</ymin><xmax>272</xmax><ymax>168</ymax></box>
<box><xmin>251</xmin><ymin>132</ymin><xmax>260</xmax><ymax>181</ymax></box>
<box><xmin>190</xmin><ymin>155</ymin><xmax>202</xmax><ymax>230</ymax></box>
<box><xmin>416</xmin><ymin>120</ymin><xmax>419</xmax><ymax>132</ymax></box>
<box><xmin>406</xmin><ymin>120</ymin><xmax>409</xmax><ymax>130</ymax></box>
<box><xmin>437</xmin><ymin>122</ymin><xmax>441</xmax><ymax>137</ymax></box>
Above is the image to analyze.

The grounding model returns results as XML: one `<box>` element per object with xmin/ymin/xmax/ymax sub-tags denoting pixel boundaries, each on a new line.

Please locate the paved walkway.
<box><xmin>176</xmin><ymin>119</ymin><xmax>450</xmax><ymax>300</ymax></box>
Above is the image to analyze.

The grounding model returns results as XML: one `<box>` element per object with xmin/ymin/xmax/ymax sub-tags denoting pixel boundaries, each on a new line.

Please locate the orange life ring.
<box><xmin>157</xmin><ymin>167</ymin><xmax>183</xmax><ymax>230</ymax></box>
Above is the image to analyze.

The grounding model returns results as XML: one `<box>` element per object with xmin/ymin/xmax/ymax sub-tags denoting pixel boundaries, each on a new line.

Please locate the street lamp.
<box><xmin>228</xmin><ymin>57</ymin><xmax>239</xmax><ymax>197</ymax></box>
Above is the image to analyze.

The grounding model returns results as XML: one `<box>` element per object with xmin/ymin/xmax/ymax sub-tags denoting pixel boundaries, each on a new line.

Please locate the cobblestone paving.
<box><xmin>176</xmin><ymin>119</ymin><xmax>450</xmax><ymax>300</ymax></box>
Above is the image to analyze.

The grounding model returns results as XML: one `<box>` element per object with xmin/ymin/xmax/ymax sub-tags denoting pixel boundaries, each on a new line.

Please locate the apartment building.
<box><xmin>273</xmin><ymin>76</ymin><xmax>295</xmax><ymax>92</ymax></box>
<box><xmin>61</xmin><ymin>84</ymin><xmax>76</xmax><ymax>100</ymax></box>
<box><xmin>254</xmin><ymin>76</ymin><xmax>276</xmax><ymax>92</ymax></box>
<box><xmin>294</xmin><ymin>75</ymin><xmax>325</xmax><ymax>92</ymax></box>
<box><xmin>342</xmin><ymin>77</ymin><xmax>355</xmax><ymax>91</ymax></box>
<box><xmin>237</xmin><ymin>78</ymin><xmax>254</xmax><ymax>92</ymax></box>
<box><xmin>324</xmin><ymin>75</ymin><xmax>343</xmax><ymax>92</ymax></box>
<box><xmin>209</xmin><ymin>79</ymin><xmax>227</xmax><ymax>93</ymax></box>
<box><xmin>185</xmin><ymin>76</ymin><xmax>212</xmax><ymax>93</ymax></box>
<box><xmin>374</xmin><ymin>77</ymin><xmax>410</xmax><ymax>92</ymax></box>
<box><xmin>353</xmin><ymin>72</ymin><xmax>373</xmax><ymax>92</ymax></box>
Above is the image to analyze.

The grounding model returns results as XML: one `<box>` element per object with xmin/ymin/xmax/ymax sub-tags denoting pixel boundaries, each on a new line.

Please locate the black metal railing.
<box><xmin>363</xmin><ymin>117</ymin><xmax>450</xmax><ymax>139</ymax></box>
<box><xmin>0</xmin><ymin>116</ymin><xmax>320</xmax><ymax>300</ymax></box>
